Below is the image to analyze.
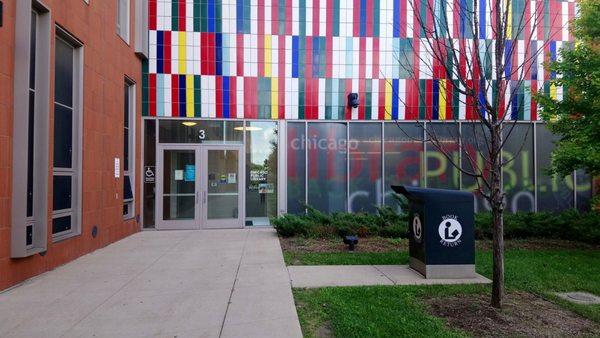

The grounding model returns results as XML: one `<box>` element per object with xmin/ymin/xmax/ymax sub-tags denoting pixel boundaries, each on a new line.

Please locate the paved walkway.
<box><xmin>0</xmin><ymin>229</ymin><xmax>302</xmax><ymax>338</ymax></box>
<box><xmin>288</xmin><ymin>265</ymin><xmax>490</xmax><ymax>288</ymax></box>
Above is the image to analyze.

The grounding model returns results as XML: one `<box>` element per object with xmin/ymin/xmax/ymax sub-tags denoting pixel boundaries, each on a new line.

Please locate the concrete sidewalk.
<box><xmin>0</xmin><ymin>229</ymin><xmax>302</xmax><ymax>338</ymax></box>
<box><xmin>288</xmin><ymin>265</ymin><xmax>490</xmax><ymax>288</ymax></box>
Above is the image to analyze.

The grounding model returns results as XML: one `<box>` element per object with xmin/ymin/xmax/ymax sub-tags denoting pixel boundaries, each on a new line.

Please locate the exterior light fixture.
<box><xmin>347</xmin><ymin>93</ymin><xmax>359</xmax><ymax>108</ymax></box>
<box><xmin>234</xmin><ymin>126</ymin><xmax>262</xmax><ymax>131</ymax></box>
<box><xmin>182</xmin><ymin>121</ymin><xmax>197</xmax><ymax>127</ymax></box>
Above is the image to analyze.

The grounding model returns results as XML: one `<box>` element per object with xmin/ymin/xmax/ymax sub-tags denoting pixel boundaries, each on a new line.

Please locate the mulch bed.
<box><xmin>425</xmin><ymin>291</ymin><xmax>600</xmax><ymax>337</ymax></box>
<box><xmin>280</xmin><ymin>237</ymin><xmax>408</xmax><ymax>253</ymax></box>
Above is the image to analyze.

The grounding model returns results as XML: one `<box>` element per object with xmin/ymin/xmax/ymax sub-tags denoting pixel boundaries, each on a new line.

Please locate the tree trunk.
<box><xmin>490</xmin><ymin>125</ymin><xmax>505</xmax><ymax>308</ymax></box>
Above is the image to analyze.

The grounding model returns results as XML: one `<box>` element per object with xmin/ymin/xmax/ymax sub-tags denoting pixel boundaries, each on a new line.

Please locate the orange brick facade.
<box><xmin>0</xmin><ymin>0</ymin><xmax>143</xmax><ymax>291</ymax></box>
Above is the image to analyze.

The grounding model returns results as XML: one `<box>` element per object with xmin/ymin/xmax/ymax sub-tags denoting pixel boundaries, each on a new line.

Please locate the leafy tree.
<box><xmin>535</xmin><ymin>0</ymin><xmax>600</xmax><ymax>178</ymax></box>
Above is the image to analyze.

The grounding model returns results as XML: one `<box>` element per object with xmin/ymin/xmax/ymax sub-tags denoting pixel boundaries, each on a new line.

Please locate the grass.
<box><xmin>290</xmin><ymin>243</ymin><xmax>600</xmax><ymax>337</ymax></box>
<box><xmin>284</xmin><ymin>251</ymin><xmax>409</xmax><ymax>265</ymax></box>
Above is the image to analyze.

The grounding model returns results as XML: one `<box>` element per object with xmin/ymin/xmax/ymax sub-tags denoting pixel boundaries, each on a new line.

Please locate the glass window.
<box><xmin>384</xmin><ymin>123</ymin><xmax>423</xmax><ymax>209</ymax></box>
<box><xmin>307</xmin><ymin>122</ymin><xmax>347</xmax><ymax>213</ymax></box>
<box><xmin>502</xmin><ymin>123</ymin><xmax>534</xmax><ymax>213</ymax></box>
<box><xmin>245</xmin><ymin>121</ymin><xmax>278</xmax><ymax>225</ymax></box>
<box><xmin>117</xmin><ymin>0</ymin><xmax>130</xmax><ymax>43</ymax></box>
<box><xmin>123</xmin><ymin>81</ymin><xmax>134</xmax><ymax>218</ymax></box>
<box><xmin>349</xmin><ymin>123</ymin><xmax>381</xmax><ymax>213</ymax></box>
<box><xmin>576</xmin><ymin>170</ymin><xmax>592</xmax><ymax>212</ymax></box>
<box><xmin>52</xmin><ymin>28</ymin><xmax>82</xmax><ymax>239</ymax></box>
<box><xmin>26</xmin><ymin>11</ymin><xmax>37</xmax><ymax>218</ymax></box>
<box><xmin>426</xmin><ymin>122</ymin><xmax>460</xmax><ymax>189</ymax></box>
<box><xmin>143</xmin><ymin>119</ymin><xmax>156</xmax><ymax>228</ymax></box>
<box><xmin>287</xmin><ymin>122</ymin><xmax>306</xmax><ymax>214</ymax></box>
<box><xmin>461</xmin><ymin>123</ymin><xmax>492</xmax><ymax>212</ymax></box>
<box><xmin>158</xmin><ymin>120</ymin><xmax>243</xmax><ymax>144</ymax></box>
<box><xmin>536</xmin><ymin>124</ymin><xmax>574</xmax><ymax>211</ymax></box>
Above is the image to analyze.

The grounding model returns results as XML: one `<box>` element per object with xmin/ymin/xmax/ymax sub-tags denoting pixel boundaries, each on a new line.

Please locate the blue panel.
<box><xmin>479</xmin><ymin>0</ymin><xmax>486</xmax><ymax>39</ymax></box>
<box><xmin>236</xmin><ymin>0</ymin><xmax>244</xmax><ymax>33</ymax></box>
<box><xmin>550</xmin><ymin>41</ymin><xmax>556</xmax><ymax>79</ymax></box>
<box><xmin>157</xmin><ymin>31</ymin><xmax>164</xmax><ymax>73</ymax></box>
<box><xmin>393</xmin><ymin>0</ymin><xmax>400</xmax><ymax>37</ymax></box>
<box><xmin>292</xmin><ymin>36</ymin><xmax>299</xmax><ymax>78</ymax></box>
<box><xmin>392</xmin><ymin>79</ymin><xmax>399</xmax><ymax>119</ymax></box>
<box><xmin>223</xmin><ymin>77</ymin><xmax>230</xmax><ymax>118</ymax></box>
<box><xmin>208</xmin><ymin>0</ymin><xmax>215</xmax><ymax>32</ymax></box>
<box><xmin>504</xmin><ymin>40</ymin><xmax>512</xmax><ymax>78</ymax></box>
<box><xmin>179</xmin><ymin>75</ymin><xmax>186</xmax><ymax>117</ymax></box>
<box><xmin>361</xmin><ymin>0</ymin><xmax>367</xmax><ymax>37</ymax></box>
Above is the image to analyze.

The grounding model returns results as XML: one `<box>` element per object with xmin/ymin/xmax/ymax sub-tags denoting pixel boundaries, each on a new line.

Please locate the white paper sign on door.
<box><xmin>175</xmin><ymin>170</ymin><xmax>184</xmax><ymax>181</ymax></box>
<box><xmin>228</xmin><ymin>173</ymin><xmax>237</xmax><ymax>184</ymax></box>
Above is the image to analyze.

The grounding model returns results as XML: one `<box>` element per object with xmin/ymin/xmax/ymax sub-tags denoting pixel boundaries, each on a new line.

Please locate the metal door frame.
<box><xmin>156</xmin><ymin>144</ymin><xmax>201</xmax><ymax>230</ymax></box>
<box><xmin>201</xmin><ymin>144</ymin><xmax>245</xmax><ymax>229</ymax></box>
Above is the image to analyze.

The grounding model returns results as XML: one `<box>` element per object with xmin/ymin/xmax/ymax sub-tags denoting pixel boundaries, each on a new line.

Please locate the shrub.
<box><xmin>275</xmin><ymin>204</ymin><xmax>599</xmax><ymax>244</ymax></box>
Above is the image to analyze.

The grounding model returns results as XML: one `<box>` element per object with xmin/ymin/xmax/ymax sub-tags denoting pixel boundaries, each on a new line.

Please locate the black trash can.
<box><xmin>391</xmin><ymin>185</ymin><xmax>476</xmax><ymax>279</ymax></box>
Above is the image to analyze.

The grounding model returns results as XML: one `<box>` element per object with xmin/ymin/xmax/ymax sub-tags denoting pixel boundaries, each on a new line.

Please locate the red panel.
<box><xmin>279</xmin><ymin>35</ymin><xmax>286</xmax><ymax>119</ymax></box>
<box><xmin>149</xmin><ymin>0</ymin><xmax>157</xmax><ymax>30</ymax></box>
<box><xmin>179</xmin><ymin>1</ymin><xmax>186</xmax><ymax>30</ymax></box>
<box><xmin>164</xmin><ymin>31</ymin><xmax>172</xmax><ymax>74</ymax></box>
<box><xmin>378</xmin><ymin>79</ymin><xmax>386</xmax><ymax>119</ymax></box>
<box><xmin>149</xmin><ymin>74</ymin><xmax>157</xmax><ymax>116</ymax></box>
<box><xmin>353</xmin><ymin>0</ymin><xmax>360</xmax><ymax>37</ymax></box>
<box><xmin>237</xmin><ymin>34</ymin><xmax>244</xmax><ymax>76</ymax></box>
<box><xmin>313</xmin><ymin>0</ymin><xmax>320</xmax><ymax>36</ymax></box>
<box><xmin>230</xmin><ymin>77</ymin><xmax>237</xmax><ymax>118</ymax></box>
<box><xmin>272</xmin><ymin>0</ymin><xmax>279</xmax><ymax>34</ymax></box>
<box><xmin>530</xmin><ymin>80</ymin><xmax>537</xmax><ymax>120</ymax></box>
<box><xmin>345</xmin><ymin>79</ymin><xmax>352</xmax><ymax>119</ymax></box>
<box><xmin>372</xmin><ymin>38</ymin><xmax>379</xmax><ymax>78</ymax></box>
<box><xmin>286</xmin><ymin>0</ymin><xmax>293</xmax><ymax>35</ymax></box>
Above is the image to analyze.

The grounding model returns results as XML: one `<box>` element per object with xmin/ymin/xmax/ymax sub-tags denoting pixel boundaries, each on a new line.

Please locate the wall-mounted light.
<box><xmin>182</xmin><ymin>121</ymin><xmax>197</xmax><ymax>127</ymax></box>
<box><xmin>234</xmin><ymin>126</ymin><xmax>262</xmax><ymax>131</ymax></box>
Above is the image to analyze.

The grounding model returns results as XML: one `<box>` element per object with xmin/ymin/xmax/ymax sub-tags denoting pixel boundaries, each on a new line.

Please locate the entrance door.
<box><xmin>201</xmin><ymin>145</ymin><xmax>244</xmax><ymax>229</ymax></box>
<box><xmin>156</xmin><ymin>145</ymin><xmax>200</xmax><ymax>230</ymax></box>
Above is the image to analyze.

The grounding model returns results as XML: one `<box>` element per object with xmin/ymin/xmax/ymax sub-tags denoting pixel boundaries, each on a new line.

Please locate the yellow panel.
<box><xmin>439</xmin><ymin>80</ymin><xmax>446</xmax><ymax>120</ymax></box>
<box><xmin>186</xmin><ymin>75</ymin><xmax>194</xmax><ymax>117</ymax></box>
<box><xmin>264</xmin><ymin>35</ymin><xmax>272</xmax><ymax>77</ymax></box>
<box><xmin>385</xmin><ymin>81</ymin><xmax>392</xmax><ymax>120</ymax></box>
<box><xmin>179</xmin><ymin>32</ymin><xmax>186</xmax><ymax>74</ymax></box>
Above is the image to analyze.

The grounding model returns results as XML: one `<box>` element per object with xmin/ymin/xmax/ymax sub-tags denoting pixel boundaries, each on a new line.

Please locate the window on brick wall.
<box><xmin>52</xmin><ymin>27</ymin><xmax>83</xmax><ymax>241</ymax></box>
<box><xmin>123</xmin><ymin>80</ymin><xmax>135</xmax><ymax>219</ymax></box>
<box><xmin>116</xmin><ymin>0</ymin><xmax>130</xmax><ymax>43</ymax></box>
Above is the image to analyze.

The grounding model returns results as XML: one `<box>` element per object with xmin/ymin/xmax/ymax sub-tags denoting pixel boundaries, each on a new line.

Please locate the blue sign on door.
<box><xmin>184</xmin><ymin>164</ymin><xmax>195</xmax><ymax>182</ymax></box>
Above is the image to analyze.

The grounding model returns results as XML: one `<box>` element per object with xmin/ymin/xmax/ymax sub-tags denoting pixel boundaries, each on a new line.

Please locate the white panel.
<box><xmin>318</xmin><ymin>78</ymin><xmax>325</xmax><ymax>119</ymax></box>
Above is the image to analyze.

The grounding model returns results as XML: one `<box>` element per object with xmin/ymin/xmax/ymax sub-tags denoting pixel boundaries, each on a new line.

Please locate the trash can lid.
<box><xmin>391</xmin><ymin>185</ymin><xmax>473</xmax><ymax>203</ymax></box>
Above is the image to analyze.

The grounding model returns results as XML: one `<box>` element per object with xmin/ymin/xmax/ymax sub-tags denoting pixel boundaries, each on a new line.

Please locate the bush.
<box><xmin>474</xmin><ymin>210</ymin><xmax>600</xmax><ymax>244</ymax></box>
<box><xmin>275</xmin><ymin>204</ymin><xmax>600</xmax><ymax>244</ymax></box>
<box><xmin>272</xmin><ymin>205</ymin><xmax>408</xmax><ymax>238</ymax></box>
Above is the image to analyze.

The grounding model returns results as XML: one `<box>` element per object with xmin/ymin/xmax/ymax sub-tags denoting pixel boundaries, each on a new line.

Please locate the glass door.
<box><xmin>156</xmin><ymin>145</ymin><xmax>200</xmax><ymax>230</ymax></box>
<box><xmin>201</xmin><ymin>145</ymin><xmax>244</xmax><ymax>229</ymax></box>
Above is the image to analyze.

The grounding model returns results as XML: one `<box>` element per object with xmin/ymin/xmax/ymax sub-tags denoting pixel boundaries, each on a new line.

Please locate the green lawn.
<box><xmin>292</xmin><ymin>246</ymin><xmax>600</xmax><ymax>337</ymax></box>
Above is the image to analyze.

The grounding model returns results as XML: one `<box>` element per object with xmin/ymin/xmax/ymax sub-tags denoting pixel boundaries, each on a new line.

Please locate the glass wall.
<box><xmin>283</xmin><ymin>121</ymin><xmax>591</xmax><ymax>215</ymax></box>
<box><xmin>461</xmin><ymin>123</ymin><xmax>491</xmax><ymax>212</ymax></box>
<box><xmin>307</xmin><ymin>123</ymin><xmax>347</xmax><ymax>213</ymax></box>
<box><xmin>287</xmin><ymin>123</ymin><xmax>306</xmax><ymax>214</ymax></box>
<box><xmin>349</xmin><ymin>123</ymin><xmax>381</xmax><ymax>213</ymax></box>
<box><xmin>384</xmin><ymin>123</ymin><xmax>423</xmax><ymax>210</ymax></box>
<box><xmin>245</xmin><ymin>121</ymin><xmax>278</xmax><ymax>225</ymax></box>
<box><xmin>536</xmin><ymin>124</ymin><xmax>574</xmax><ymax>211</ymax></box>
<box><xmin>503</xmin><ymin>124</ymin><xmax>535</xmax><ymax>212</ymax></box>
<box><xmin>426</xmin><ymin>123</ymin><xmax>460</xmax><ymax>189</ymax></box>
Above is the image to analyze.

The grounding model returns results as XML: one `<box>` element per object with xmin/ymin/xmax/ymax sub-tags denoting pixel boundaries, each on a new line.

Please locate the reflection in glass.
<box><xmin>287</xmin><ymin>123</ymin><xmax>306</xmax><ymax>214</ymax></box>
<box><xmin>502</xmin><ymin>124</ymin><xmax>534</xmax><ymax>212</ymax></box>
<box><xmin>207</xmin><ymin>150</ymin><xmax>239</xmax><ymax>219</ymax></box>
<box><xmin>384</xmin><ymin>123</ymin><xmax>423</xmax><ymax>210</ymax></box>
<box><xmin>536</xmin><ymin>124</ymin><xmax>574</xmax><ymax>211</ymax></box>
<box><xmin>163</xmin><ymin>149</ymin><xmax>195</xmax><ymax>220</ymax></box>
<box><xmin>576</xmin><ymin>170</ymin><xmax>592</xmax><ymax>212</ymax></box>
<box><xmin>349</xmin><ymin>123</ymin><xmax>381</xmax><ymax>213</ymax></box>
<box><xmin>159</xmin><ymin>120</ymin><xmax>245</xmax><ymax>144</ymax></box>
<box><xmin>307</xmin><ymin>123</ymin><xmax>347</xmax><ymax>213</ymax></box>
<box><xmin>461</xmin><ymin>123</ymin><xmax>491</xmax><ymax>212</ymax></box>
<box><xmin>426</xmin><ymin>123</ymin><xmax>460</xmax><ymax>189</ymax></box>
<box><xmin>246</xmin><ymin>122</ymin><xmax>278</xmax><ymax>225</ymax></box>
<box><xmin>143</xmin><ymin>120</ymin><xmax>156</xmax><ymax>228</ymax></box>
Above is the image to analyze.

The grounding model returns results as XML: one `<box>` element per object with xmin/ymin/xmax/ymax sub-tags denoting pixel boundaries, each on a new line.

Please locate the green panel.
<box><xmin>298</xmin><ymin>78</ymin><xmax>305</xmax><ymax>119</ymax></box>
<box><xmin>325</xmin><ymin>79</ymin><xmax>332</xmax><ymax>120</ymax></box>
<box><xmin>194</xmin><ymin>75</ymin><xmax>202</xmax><ymax>117</ymax></box>
<box><xmin>419</xmin><ymin>80</ymin><xmax>426</xmax><ymax>119</ymax></box>
<box><xmin>172</xmin><ymin>0</ymin><xmax>179</xmax><ymax>31</ymax></box>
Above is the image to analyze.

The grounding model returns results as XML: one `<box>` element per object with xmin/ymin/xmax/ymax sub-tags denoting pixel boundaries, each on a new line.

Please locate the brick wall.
<box><xmin>0</xmin><ymin>0</ymin><xmax>143</xmax><ymax>291</ymax></box>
